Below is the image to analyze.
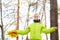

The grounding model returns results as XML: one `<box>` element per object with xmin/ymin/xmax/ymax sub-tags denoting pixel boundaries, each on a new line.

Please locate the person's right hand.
<box><xmin>7</xmin><ymin>30</ymin><xmax>18</xmax><ymax>38</ymax></box>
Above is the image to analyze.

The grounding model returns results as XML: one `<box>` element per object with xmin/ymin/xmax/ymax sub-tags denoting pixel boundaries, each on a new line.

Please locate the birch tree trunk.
<box><xmin>16</xmin><ymin>0</ymin><xmax>20</xmax><ymax>40</ymax></box>
<box><xmin>0</xmin><ymin>0</ymin><xmax>4</xmax><ymax>40</ymax></box>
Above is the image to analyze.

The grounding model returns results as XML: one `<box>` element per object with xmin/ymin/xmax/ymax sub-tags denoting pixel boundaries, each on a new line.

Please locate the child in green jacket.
<box><xmin>7</xmin><ymin>13</ymin><xmax>57</xmax><ymax>40</ymax></box>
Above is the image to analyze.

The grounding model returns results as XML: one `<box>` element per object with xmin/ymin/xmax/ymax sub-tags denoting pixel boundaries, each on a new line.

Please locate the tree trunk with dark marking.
<box><xmin>50</xmin><ymin>0</ymin><xmax>58</xmax><ymax>40</ymax></box>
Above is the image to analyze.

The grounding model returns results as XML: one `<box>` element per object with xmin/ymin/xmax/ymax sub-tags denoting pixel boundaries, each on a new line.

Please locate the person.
<box><xmin>7</xmin><ymin>13</ymin><xmax>57</xmax><ymax>40</ymax></box>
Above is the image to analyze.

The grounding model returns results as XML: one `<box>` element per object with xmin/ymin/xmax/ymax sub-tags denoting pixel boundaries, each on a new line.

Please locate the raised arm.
<box><xmin>41</xmin><ymin>24</ymin><xmax>56</xmax><ymax>34</ymax></box>
<box><xmin>16</xmin><ymin>27</ymin><xmax>30</xmax><ymax>35</ymax></box>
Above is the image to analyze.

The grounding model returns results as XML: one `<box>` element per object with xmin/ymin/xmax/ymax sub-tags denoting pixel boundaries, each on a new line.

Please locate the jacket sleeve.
<box><xmin>41</xmin><ymin>24</ymin><xmax>56</xmax><ymax>34</ymax></box>
<box><xmin>16</xmin><ymin>27</ymin><xmax>30</xmax><ymax>35</ymax></box>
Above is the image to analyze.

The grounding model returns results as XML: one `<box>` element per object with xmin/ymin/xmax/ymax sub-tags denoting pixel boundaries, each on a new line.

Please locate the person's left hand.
<box><xmin>52</xmin><ymin>27</ymin><xmax>58</xmax><ymax>32</ymax></box>
<box><xmin>54</xmin><ymin>27</ymin><xmax>58</xmax><ymax>30</ymax></box>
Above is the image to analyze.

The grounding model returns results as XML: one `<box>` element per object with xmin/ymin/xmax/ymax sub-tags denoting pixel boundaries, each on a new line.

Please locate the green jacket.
<box><xmin>16</xmin><ymin>22</ymin><xmax>56</xmax><ymax>40</ymax></box>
